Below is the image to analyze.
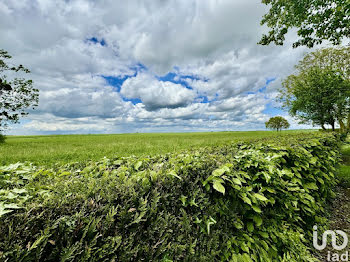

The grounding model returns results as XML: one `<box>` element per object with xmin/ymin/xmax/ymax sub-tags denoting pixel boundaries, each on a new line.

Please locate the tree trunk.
<box><xmin>321</xmin><ymin>124</ymin><xmax>326</xmax><ymax>130</ymax></box>
<box><xmin>339</xmin><ymin>118</ymin><xmax>345</xmax><ymax>132</ymax></box>
<box><xmin>331</xmin><ymin>122</ymin><xmax>335</xmax><ymax>131</ymax></box>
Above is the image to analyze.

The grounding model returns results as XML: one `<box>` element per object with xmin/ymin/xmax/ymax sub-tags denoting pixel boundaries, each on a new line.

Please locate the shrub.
<box><xmin>0</xmin><ymin>133</ymin><xmax>340</xmax><ymax>261</ymax></box>
<box><xmin>0</xmin><ymin>134</ymin><xmax>5</xmax><ymax>144</ymax></box>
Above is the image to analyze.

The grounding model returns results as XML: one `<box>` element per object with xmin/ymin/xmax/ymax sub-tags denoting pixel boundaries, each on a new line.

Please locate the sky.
<box><xmin>1</xmin><ymin>0</ymin><xmax>319</xmax><ymax>135</ymax></box>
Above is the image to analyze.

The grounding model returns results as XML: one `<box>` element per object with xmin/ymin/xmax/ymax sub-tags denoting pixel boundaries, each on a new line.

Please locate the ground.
<box><xmin>318</xmin><ymin>139</ymin><xmax>350</xmax><ymax>261</ymax></box>
<box><xmin>0</xmin><ymin>130</ymin><xmax>313</xmax><ymax>166</ymax></box>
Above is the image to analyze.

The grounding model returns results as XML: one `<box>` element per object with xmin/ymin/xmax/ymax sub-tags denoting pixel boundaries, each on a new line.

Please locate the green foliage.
<box><xmin>0</xmin><ymin>130</ymin><xmax>316</xmax><ymax>166</ymax></box>
<box><xmin>0</xmin><ymin>49</ymin><xmax>39</xmax><ymax>133</ymax></box>
<box><xmin>280</xmin><ymin>47</ymin><xmax>350</xmax><ymax>133</ymax></box>
<box><xmin>337</xmin><ymin>143</ymin><xmax>350</xmax><ymax>187</ymax></box>
<box><xmin>259</xmin><ymin>0</ymin><xmax>350</xmax><ymax>47</ymax></box>
<box><xmin>265</xmin><ymin>116</ymin><xmax>290</xmax><ymax>132</ymax></box>
<box><xmin>0</xmin><ymin>134</ymin><xmax>5</xmax><ymax>144</ymax></box>
<box><xmin>0</xmin><ymin>133</ymin><xmax>341</xmax><ymax>261</ymax></box>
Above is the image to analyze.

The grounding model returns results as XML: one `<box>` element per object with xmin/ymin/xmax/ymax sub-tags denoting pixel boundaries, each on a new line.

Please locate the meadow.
<box><xmin>0</xmin><ymin>130</ymin><xmax>314</xmax><ymax>166</ymax></box>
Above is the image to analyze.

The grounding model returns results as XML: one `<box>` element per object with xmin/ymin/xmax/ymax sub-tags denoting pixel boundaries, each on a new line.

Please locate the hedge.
<box><xmin>0</xmin><ymin>133</ymin><xmax>341</xmax><ymax>261</ymax></box>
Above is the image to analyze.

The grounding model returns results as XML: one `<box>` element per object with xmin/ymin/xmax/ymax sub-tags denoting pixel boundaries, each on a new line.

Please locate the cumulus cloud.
<box><xmin>121</xmin><ymin>73</ymin><xmax>196</xmax><ymax>110</ymax></box>
<box><xmin>0</xmin><ymin>0</ymin><xmax>317</xmax><ymax>134</ymax></box>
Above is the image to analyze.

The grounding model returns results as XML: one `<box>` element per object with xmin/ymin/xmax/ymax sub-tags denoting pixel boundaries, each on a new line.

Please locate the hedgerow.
<box><xmin>0</xmin><ymin>133</ymin><xmax>341</xmax><ymax>261</ymax></box>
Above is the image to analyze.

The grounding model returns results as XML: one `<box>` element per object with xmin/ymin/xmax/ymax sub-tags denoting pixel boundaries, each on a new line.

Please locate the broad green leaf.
<box><xmin>304</xmin><ymin>183</ymin><xmax>318</xmax><ymax>190</ymax></box>
<box><xmin>310</xmin><ymin>157</ymin><xmax>318</xmax><ymax>165</ymax></box>
<box><xmin>233</xmin><ymin>220</ymin><xmax>244</xmax><ymax>229</ymax></box>
<box><xmin>242</xmin><ymin>253</ymin><xmax>253</xmax><ymax>262</ymax></box>
<box><xmin>4</xmin><ymin>203</ymin><xmax>21</xmax><ymax>209</ymax></box>
<box><xmin>0</xmin><ymin>207</ymin><xmax>13</xmax><ymax>217</ymax></box>
<box><xmin>59</xmin><ymin>171</ymin><xmax>71</xmax><ymax>177</ymax></box>
<box><xmin>213</xmin><ymin>180</ymin><xmax>225</xmax><ymax>194</ymax></box>
<box><xmin>253</xmin><ymin>193</ymin><xmax>268</xmax><ymax>202</ymax></box>
<box><xmin>252</xmin><ymin>215</ymin><xmax>263</xmax><ymax>226</ymax></box>
<box><xmin>241</xmin><ymin>245</ymin><xmax>250</xmax><ymax>253</ymax></box>
<box><xmin>134</xmin><ymin>161</ymin><xmax>142</xmax><ymax>170</ymax></box>
<box><xmin>212</xmin><ymin>166</ymin><xmax>230</xmax><ymax>177</ymax></box>
<box><xmin>258</xmin><ymin>231</ymin><xmax>269</xmax><ymax>238</ymax></box>
<box><xmin>232</xmin><ymin>178</ymin><xmax>242</xmax><ymax>185</ymax></box>
<box><xmin>251</xmin><ymin>205</ymin><xmax>262</xmax><ymax>213</ymax></box>
<box><xmin>247</xmin><ymin>222</ymin><xmax>254</xmax><ymax>232</ymax></box>
<box><xmin>169</xmin><ymin>171</ymin><xmax>182</xmax><ymax>180</ymax></box>
<box><xmin>241</xmin><ymin>195</ymin><xmax>252</xmax><ymax>206</ymax></box>
<box><xmin>11</xmin><ymin>188</ymin><xmax>27</xmax><ymax>194</ymax></box>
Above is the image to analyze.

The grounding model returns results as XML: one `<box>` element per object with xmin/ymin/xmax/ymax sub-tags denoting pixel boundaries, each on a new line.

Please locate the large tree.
<box><xmin>279</xmin><ymin>47</ymin><xmax>350</xmax><ymax>132</ymax></box>
<box><xmin>259</xmin><ymin>0</ymin><xmax>350</xmax><ymax>48</ymax></box>
<box><xmin>265</xmin><ymin>116</ymin><xmax>290</xmax><ymax>132</ymax></box>
<box><xmin>0</xmin><ymin>49</ymin><xmax>39</xmax><ymax>135</ymax></box>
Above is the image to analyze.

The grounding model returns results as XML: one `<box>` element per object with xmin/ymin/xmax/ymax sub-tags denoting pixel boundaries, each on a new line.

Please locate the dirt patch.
<box><xmin>316</xmin><ymin>186</ymin><xmax>350</xmax><ymax>261</ymax></box>
<box><xmin>316</xmin><ymin>143</ymin><xmax>350</xmax><ymax>261</ymax></box>
<box><xmin>342</xmin><ymin>155</ymin><xmax>350</xmax><ymax>166</ymax></box>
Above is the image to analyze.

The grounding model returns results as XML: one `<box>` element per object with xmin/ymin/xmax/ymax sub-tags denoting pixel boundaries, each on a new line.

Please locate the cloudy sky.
<box><xmin>1</xmin><ymin>0</ymin><xmax>317</xmax><ymax>135</ymax></box>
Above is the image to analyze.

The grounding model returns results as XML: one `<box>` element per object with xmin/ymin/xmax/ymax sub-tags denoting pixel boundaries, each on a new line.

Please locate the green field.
<box><xmin>338</xmin><ymin>143</ymin><xmax>350</xmax><ymax>185</ymax></box>
<box><xmin>0</xmin><ymin>130</ymin><xmax>314</xmax><ymax>166</ymax></box>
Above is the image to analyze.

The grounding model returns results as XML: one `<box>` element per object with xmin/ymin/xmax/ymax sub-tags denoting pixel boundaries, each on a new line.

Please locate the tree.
<box><xmin>265</xmin><ymin>116</ymin><xmax>290</xmax><ymax>131</ymax></box>
<box><xmin>279</xmin><ymin>47</ymin><xmax>350</xmax><ymax>132</ymax></box>
<box><xmin>0</xmin><ymin>49</ymin><xmax>39</xmax><ymax>137</ymax></box>
<box><xmin>259</xmin><ymin>0</ymin><xmax>350</xmax><ymax>48</ymax></box>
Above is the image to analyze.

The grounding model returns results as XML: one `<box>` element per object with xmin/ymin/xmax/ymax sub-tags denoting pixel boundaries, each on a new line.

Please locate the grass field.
<box><xmin>0</xmin><ymin>130</ymin><xmax>314</xmax><ymax>166</ymax></box>
<box><xmin>338</xmin><ymin>142</ymin><xmax>350</xmax><ymax>186</ymax></box>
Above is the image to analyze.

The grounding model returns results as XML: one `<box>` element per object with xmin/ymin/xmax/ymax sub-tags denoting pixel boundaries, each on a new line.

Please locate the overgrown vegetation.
<box><xmin>0</xmin><ymin>133</ymin><xmax>340</xmax><ymax>261</ymax></box>
<box><xmin>0</xmin><ymin>134</ymin><xmax>5</xmax><ymax>144</ymax></box>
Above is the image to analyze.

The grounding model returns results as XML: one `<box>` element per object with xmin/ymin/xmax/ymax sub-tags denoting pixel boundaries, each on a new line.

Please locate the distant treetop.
<box><xmin>265</xmin><ymin>116</ymin><xmax>290</xmax><ymax>132</ymax></box>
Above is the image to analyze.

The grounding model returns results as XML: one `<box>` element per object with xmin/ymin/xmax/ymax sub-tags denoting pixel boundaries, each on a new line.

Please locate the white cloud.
<box><xmin>121</xmin><ymin>73</ymin><xmax>196</xmax><ymax>110</ymax></box>
<box><xmin>0</xmin><ymin>0</ymin><xmax>318</xmax><ymax>135</ymax></box>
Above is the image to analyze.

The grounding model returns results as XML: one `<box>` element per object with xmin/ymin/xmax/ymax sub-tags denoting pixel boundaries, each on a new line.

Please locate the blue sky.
<box><xmin>1</xmin><ymin>0</ymin><xmax>313</xmax><ymax>135</ymax></box>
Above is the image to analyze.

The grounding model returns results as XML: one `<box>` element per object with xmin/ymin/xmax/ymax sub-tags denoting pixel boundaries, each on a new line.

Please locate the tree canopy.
<box><xmin>279</xmin><ymin>47</ymin><xmax>350</xmax><ymax>132</ymax></box>
<box><xmin>259</xmin><ymin>0</ymin><xmax>350</xmax><ymax>48</ymax></box>
<box><xmin>0</xmin><ymin>49</ymin><xmax>39</xmax><ymax>134</ymax></box>
<box><xmin>265</xmin><ymin>116</ymin><xmax>290</xmax><ymax>131</ymax></box>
